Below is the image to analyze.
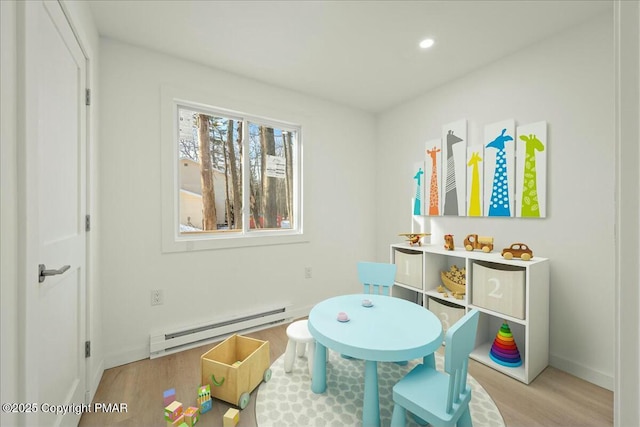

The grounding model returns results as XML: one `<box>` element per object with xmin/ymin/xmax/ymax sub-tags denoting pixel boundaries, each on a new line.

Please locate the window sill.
<box><xmin>162</xmin><ymin>231</ymin><xmax>309</xmax><ymax>253</ymax></box>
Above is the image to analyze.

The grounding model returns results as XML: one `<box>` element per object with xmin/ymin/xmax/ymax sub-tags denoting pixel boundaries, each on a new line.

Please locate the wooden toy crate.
<box><xmin>200</xmin><ymin>334</ymin><xmax>271</xmax><ymax>409</ymax></box>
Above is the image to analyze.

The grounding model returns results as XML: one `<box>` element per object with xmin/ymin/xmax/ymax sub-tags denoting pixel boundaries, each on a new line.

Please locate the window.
<box><xmin>161</xmin><ymin>88</ymin><xmax>304</xmax><ymax>252</ymax></box>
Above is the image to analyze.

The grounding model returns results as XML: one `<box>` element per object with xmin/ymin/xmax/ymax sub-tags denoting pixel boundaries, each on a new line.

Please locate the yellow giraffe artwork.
<box><xmin>467</xmin><ymin>151</ymin><xmax>482</xmax><ymax>216</ymax></box>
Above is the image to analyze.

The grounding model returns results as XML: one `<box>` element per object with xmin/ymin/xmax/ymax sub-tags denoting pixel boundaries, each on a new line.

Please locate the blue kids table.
<box><xmin>308</xmin><ymin>294</ymin><xmax>443</xmax><ymax>427</ymax></box>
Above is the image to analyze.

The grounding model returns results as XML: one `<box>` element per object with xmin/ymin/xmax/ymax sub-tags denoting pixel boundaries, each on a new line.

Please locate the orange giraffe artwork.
<box><xmin>427</xmin><ymin>146</ymin><xmax>441</xmax><ymax>215</ymax></box>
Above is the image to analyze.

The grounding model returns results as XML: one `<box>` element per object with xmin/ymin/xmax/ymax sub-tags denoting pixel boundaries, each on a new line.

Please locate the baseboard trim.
<box><xmin>550</xmin><ymin>353</ymin><xmax>614</xmax><ymax>391</ymax></box>
<box><xmin>88</xmin><ymin>359</ymin><xmax>104</xmax><ymax>403</ymax></box>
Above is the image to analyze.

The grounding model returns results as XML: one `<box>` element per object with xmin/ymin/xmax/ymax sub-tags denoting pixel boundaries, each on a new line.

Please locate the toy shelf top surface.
<box><xmin>391</xmin><ymin>243</ymin><xmax>549</xmax><ymax>266</ymax></box>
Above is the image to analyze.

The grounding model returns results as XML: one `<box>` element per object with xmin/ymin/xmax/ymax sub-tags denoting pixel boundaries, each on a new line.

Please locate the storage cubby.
<box><xmin>390</xmin><ymin>243</ymin><xmax>549</xmax><ymax>384</ymax></box>
<box><xmin>472</xmin><ymin>312</ymin><xmax>528</xmax><ymax>382</ymax></box>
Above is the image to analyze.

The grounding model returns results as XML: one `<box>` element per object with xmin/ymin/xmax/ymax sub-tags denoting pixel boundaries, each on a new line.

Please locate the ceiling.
<box><xmin>87</xmin><ymin>0</ymin><xmax>612</xmax><ymax>113</ymax></box>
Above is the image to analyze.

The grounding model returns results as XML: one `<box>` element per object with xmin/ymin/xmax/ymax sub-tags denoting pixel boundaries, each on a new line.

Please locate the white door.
<box><xmin>21</xmin><ymin>1</ymin><xmax>87</xmax><ymax>426</ymax></box>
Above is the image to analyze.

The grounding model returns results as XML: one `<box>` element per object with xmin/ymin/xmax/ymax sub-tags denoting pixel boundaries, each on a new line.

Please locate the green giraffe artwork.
<box><xmin>519</xmin><ymin>134</ymin><xmax>545</xmax><ymax>217</ymax></box>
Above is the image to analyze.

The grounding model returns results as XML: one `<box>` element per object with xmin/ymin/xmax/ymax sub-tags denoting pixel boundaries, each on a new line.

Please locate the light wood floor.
<box><xmin>79</xmin><ymin>322</ymin><xmax>613</xmax><ymax>427</ymax></box>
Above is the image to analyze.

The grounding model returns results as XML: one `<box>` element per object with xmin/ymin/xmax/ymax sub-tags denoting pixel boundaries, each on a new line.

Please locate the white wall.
<box><xmin>99</xmin><ymin>39</ymin><xmax>376</xmax><ymax>367</ymax></box>
<box><xmin>375</xmin><ymin>13</ymin><xmax>615</xmax><ymax>389</ymax></box>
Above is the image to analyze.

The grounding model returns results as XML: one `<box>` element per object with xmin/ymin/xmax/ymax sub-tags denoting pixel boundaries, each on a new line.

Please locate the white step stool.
<box><xmin>284</xmin><ymin>319</ymin><xmax>315</xmax><ymax>376</ymax></box>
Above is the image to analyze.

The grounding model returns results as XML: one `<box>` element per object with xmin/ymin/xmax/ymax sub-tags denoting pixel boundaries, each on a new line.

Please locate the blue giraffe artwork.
<box><xmin>413</xmin><ymin>167</ymin><xmax>424</xmax><ymax>215</ymax></box>
<box><xmin>486</xmin><ymin>128</ymin><xmax>514</xmax><ymax>216</ymax></box>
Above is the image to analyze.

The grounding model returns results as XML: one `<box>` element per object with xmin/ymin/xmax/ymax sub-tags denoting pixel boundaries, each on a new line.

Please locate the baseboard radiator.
<box><xmin>150</xmin><ymin>305</ymin><xmax>292</xmax><ymax>358</ymax></box>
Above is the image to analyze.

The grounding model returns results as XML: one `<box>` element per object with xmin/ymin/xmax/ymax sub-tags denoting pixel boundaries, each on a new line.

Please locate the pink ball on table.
<box><xmin>337</xmin><ymin>312</ymin><xmax>349</xmax><ymax>321</ymax></box>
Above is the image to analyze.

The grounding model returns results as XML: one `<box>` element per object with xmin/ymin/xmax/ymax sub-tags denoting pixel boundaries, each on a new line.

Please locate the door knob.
<box><xmin>39</xmin><ymin>264</ymin><xmax>70</xmax><ymax>283</ymax></box>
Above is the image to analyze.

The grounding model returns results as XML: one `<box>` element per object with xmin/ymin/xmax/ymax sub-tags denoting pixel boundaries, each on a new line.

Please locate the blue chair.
<box><xmin>390</xmin><ymin>309</ymin><xmax>480</xmax><ymax>427</ymax></box>
<box><xmin>357</xmin><ymin>261</ymin><xmax>397</xmax><ymax>296</ymax></box>
<box><xmin>341</xmin><ymin>262</ymin><xmax>398</xmax><ymax>361</ymax></box>
<box><xmin>357</xmin><ymin>261</ymin><xmax>408</xmax><ymax>364</ymax></box>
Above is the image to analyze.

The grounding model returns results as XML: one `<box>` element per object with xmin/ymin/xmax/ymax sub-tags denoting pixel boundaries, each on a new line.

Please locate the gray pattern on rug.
<box><xmin>256</xmin><ymin>350</ymin><xmax>505</xmax><ymax>427</ymax></box>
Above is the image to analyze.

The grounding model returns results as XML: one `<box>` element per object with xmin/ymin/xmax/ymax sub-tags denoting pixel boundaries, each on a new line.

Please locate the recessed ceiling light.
<box><xmin>419</xmin><ymin>38</ymin><xmax>435</xmax><ymax>49</ymax></box>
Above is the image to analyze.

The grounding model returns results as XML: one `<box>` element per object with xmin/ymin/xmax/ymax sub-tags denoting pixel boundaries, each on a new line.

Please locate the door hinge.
<box><xmin>85</xmin><ymin>215</ymin><xmax>91</xmax><ymax>232</ymax></box>
<box><xmin>85</xmin><ymin>341</ymin><xmax>91</xmax><ymax>358</ymax></box>
<box><xmin>85</xmin><ymin>88</ymin><xmax>91</xmax><ymax>106</ymax></box>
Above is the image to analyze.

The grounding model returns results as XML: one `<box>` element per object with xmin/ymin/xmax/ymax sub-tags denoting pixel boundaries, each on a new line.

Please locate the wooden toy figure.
<box><xmin>444</xmin><ymin>234</ymin><xmax>455</xmax><ymax>250</ymax></box>
<box><xmin>197</xmin><ymin>385</ymin><xmax>212</xmax><ymax>414</ymax></box>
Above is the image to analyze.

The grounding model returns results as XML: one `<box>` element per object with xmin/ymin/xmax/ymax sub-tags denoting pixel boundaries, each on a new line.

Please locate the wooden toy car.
<box><xmin>463</xmin><ymin>234</ymin><xmax>494</xmax><ymax>252</ymax></box>
<box><xmin>201</xmin><ymin>334</ymin><xmax>272</xmax><ymax>409</ymax></box>
<box><xmin>398</xmin><ymin>233</ymin><xmax>430</xmax><ymax>246</ymax></box>
<box><xmin>501</xmin><ymin>243</ymin><xmax>533</xmax><ymax>261</ymax></box>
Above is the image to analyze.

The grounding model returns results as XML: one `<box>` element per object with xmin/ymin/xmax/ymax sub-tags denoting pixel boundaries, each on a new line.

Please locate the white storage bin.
<box><xmin>472</xmin><ymin>262</ymin><xmax>526</xmax><ymax>319</ymax></box>
<box><xmin>428</xmin><ymin>298</ymin><xmax>465</xmax><ymax>333</ymax></box>
<box><xmin>394</xmin><ymin>249</ymin><xmax>423</xmax><ymax>289</ymax></box>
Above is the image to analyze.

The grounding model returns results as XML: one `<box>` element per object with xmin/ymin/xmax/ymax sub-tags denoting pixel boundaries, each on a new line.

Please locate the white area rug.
<box><xmin>256</xmin><ymin>350</ymin><xmax>505</xmax><ymax>427</ymax></box>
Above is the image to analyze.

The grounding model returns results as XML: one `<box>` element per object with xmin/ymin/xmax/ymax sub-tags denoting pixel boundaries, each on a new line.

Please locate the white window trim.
<box><xmin>161</xmin><ymin>85</ymin><xmax>307</xmax><ymax>252</ymax></box>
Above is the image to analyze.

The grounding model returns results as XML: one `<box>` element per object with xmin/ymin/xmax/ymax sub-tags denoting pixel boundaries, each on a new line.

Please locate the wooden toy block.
<box><xmin>223</xmin><ymin>408</ymin><xmax>240</xmax><ymax>427</ymax></box>
<box><xmin>183</xmin><ymin>406</ymin><xmax>199</xmax><ymax>427</ymax></box>
<box><xmin>164</xmin><ymin>401</ymin><xmax>183</xmax><ymax>422</ymax></box>
<box><xmin>163</xmin><ymin>388</ymin><xmax>176</xmax><ymax>406</ymax></box>
<box><xmin>197</xmin><ymin>384</ymin><xmax>212</xmax><ymax>414</ymax></box>
<box><xmin>166</xmin><ymin>414</ymin><xmax>184</xmax><ymax>427</ymax></box>
<box><xmin>199</xmin><ymin>399</ymin><xmax>212</xmax><ymax>414</ymax></box>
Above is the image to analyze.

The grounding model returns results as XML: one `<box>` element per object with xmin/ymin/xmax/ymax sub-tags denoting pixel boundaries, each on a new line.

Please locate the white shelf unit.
<box><xmin>390</xmin><ymin>243</ymin><xmax>549</xmax><ymax>384</ymax></box>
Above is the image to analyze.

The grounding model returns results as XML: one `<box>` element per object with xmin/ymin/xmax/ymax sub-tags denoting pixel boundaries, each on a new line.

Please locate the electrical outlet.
<box><xmin>151</xmin><ymin>289</ymin><xmax>164</xmax><ymax>306</ymax></box>
<box><xmin>304</xmin><ymin>267</ymin><xmax>312</xmax><ymax>279</ymax></box>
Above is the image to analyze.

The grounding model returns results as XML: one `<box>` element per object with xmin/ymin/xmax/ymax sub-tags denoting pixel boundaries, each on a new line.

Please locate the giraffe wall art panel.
<box><xmin>516</xmin><ymin>121</ymin><xmax>547</xmax><ymax>218</ymax></box>
<box><xmin>424</xmin><ymin>138</ymin><xmax>443</xmax><ymax>216</ymax></box>
<box><xmin>466</xmin><ymin>145</ymin><xmax>484</xmax><ymax>217</ymax></box>
<box><xmin>483</xmin><ymin>120</ymin><xmax>516</xmax><ymax>217</ymax></box>
<box><xmin>442</xmin><ymin>119</ymin><xmax>467</xmax><ymax>216</ymax></box>
<box><xmin>412</xmin><ymin>161</ymin><xmax>426</xmax><ymax>216</ymax></box>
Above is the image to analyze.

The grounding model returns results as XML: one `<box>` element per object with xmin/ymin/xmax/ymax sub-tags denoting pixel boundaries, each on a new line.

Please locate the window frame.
<box><xmin>161</xmin><ymin>86</ymin><xmax>306</xmax><ymax>252</ymax></box>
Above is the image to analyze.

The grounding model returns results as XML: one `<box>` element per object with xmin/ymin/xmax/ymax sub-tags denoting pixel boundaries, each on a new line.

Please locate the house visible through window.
<box><xmin>177</xmin><ymin>105</ymin><xmax>300</xmax><ymax>237</ymax></box>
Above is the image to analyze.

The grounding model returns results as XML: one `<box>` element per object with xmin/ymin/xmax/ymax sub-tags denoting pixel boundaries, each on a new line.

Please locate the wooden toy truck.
<box><xmin>201</xmin><ymin>334</ymin><xmax>272</xmax><ymax>409</ymax></box>
<box><xmin>464</xmin><ymin>234</ymin><xmax>494</xmax><ymax>252</ymax></box>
